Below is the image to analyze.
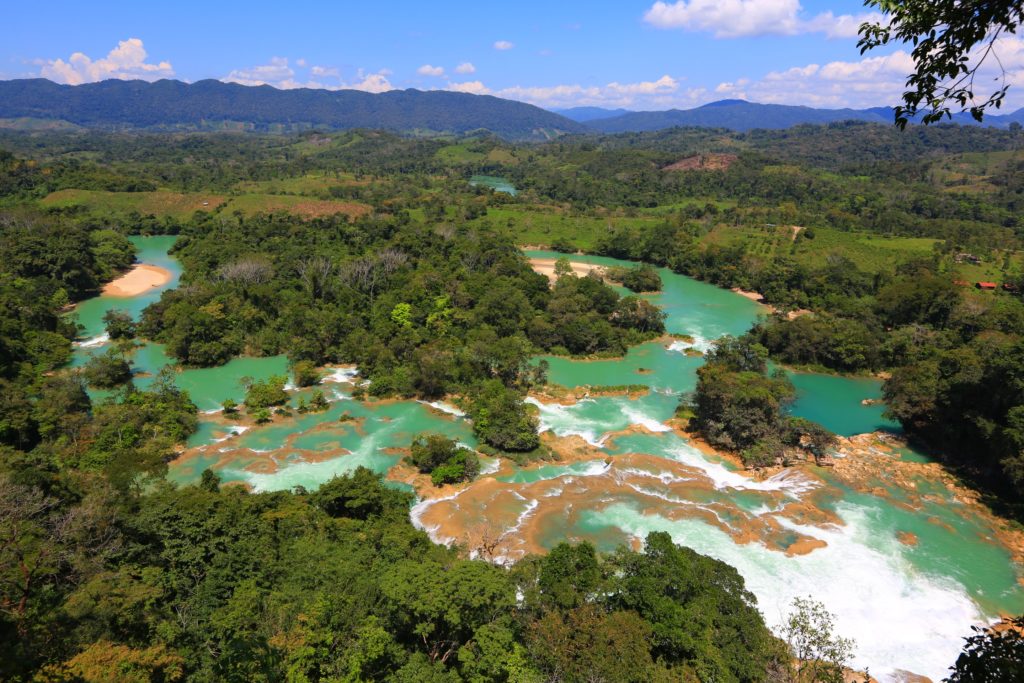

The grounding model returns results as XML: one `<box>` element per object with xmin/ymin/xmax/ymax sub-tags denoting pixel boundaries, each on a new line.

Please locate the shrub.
<box><xmin>621</xmin><ymin>265</ymin><xmax>662</xmax><ymax>292</ymax></box>
<box><xmin>83</xmin><ymin>350</ymin><xmax>133</xmax><ymax>388</ymax></box>
<box><xmin>103</xmin><ymin>309</ymin><xmax>137</xmax><ymax>340</ymax></box>
<box><xmin>291</xmin><ymin>360</ymin><xmax>322</xmax><ymax>387</ymax></box>
<box><xmin>243</xmin><ymin>375</ymin><xmax>289</xmax><ymax>410</ymax></box>
<box><xmin>407</xmin><ymin>433</ymin><xmax>480</xmax><ymax>486</ymax></box>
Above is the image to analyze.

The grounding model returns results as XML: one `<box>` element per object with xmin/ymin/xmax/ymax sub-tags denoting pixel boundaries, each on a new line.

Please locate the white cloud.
<box><xmin>224</xmin><ymin>56</ymin><xmax>295</xmax><ymax>86</ymax></box>
<box><xmin>711</xmin><ymin>51</ymin><xmax>912</xmax><ymax>108</ymax></box>
<box><xmin>493</xmin><ymin>40</ymin><xmax>514</xmax><ymax>50</ymax></box>
<box><xmin>311</xmin><ymin>65</ymin><xmax>340</xmax><ymax>78</ymax></box>
<box><xmin>224</xmin><ymin>58</ymin><xmax>392</xmax><ymax>92</ymax></box>
<box><xmin>494</xmin><ymin>74</ymin><xmax>693</xmax><ymax>109</ymax></box>
<box><xmin>728</xmin><ymin>35</ymin><xmax>1024</xmax><ymax>110</ymax></box>
<box><xmin>449</xmin><ymin>80</ymin><xmax>490</xmax><ymax>95</ymax></box>
<box><xmin>39</xmin><ymin>38</ymin><xmax>174</xmax><ymax>85</ymax></box>
<box><xmin>643</xmin><ymin>0</ymin><xmax>881</xmax><ymax>39</ymax></box>
<box><xmin>417</xmin><ymin>64</ymin><xmax>445</xmax><ymax>77</ymax></box>
<box><xmin>350</xmin><ymin>71</ymin><xmax>393</xmax><ymax>93</ymax></box>
<box><xmin>455</xmin><ymin>62</ymin><xmax>476</xmax><ymax>74</ymax></box>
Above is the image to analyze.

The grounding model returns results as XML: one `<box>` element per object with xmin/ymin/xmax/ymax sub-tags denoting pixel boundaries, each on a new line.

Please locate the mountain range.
<box><xmin>565</xmin><ymin>99</ymin><xmax>1024</xmax><ymax>132</ymax></box>
<box><xmin>0</xmin><ymin>78</ymin><xmax>586</xmax><ymax>140</ymax></box>
<box><xmin>1</xmin><ymin>78</ymin><xmax>1022</xmax><ymax>138</ymax></box>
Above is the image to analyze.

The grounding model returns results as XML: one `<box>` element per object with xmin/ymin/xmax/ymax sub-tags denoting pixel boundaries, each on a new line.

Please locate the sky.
<box><xmin>3</xmin><ymin>0</ymin><xmax>1023</xmax><ymax>112</ymax></box>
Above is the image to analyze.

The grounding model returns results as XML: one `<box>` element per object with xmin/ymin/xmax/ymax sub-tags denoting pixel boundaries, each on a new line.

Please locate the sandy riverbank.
<box><xmin>529</xmin><ymin>257</ymin><xmax>606</xmax><ymax>283</ymax></box>
<box><xmin>102</xmin><ymin>264</ymin><xmax>173</xmax><ymax>297</ymax></box>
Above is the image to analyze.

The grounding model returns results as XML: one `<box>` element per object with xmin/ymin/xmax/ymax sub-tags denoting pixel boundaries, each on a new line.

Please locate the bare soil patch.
<box><xmin>663</xmin><ymin>153</ymin><xmax>738</xmax><ymax>172</ymax></box>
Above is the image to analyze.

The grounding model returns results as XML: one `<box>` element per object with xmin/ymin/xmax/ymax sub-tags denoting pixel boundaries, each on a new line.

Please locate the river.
<box><xmin>68</xmin><ymin>237</ymin><xmax>1024</xmax><ymax>680</ymax></box>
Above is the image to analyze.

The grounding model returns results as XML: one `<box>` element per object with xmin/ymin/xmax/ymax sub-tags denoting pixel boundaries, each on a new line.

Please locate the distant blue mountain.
<box><xmin>586</xmin><ymin>99</ymin><xmax>1024</xmax><ymax>133</ymax></box>
<box><xmin>552</xmin><ymin>106</ymin><xmax>634</xmax><ymax>123</ymax></box>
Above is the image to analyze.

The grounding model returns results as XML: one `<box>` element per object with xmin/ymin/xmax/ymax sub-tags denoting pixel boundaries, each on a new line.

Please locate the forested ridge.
<box><xmin>2</xmin><ymin>121</ymin><xmax>1024</xmax><ymax>678</ymax></box>
<box><xmin>0</xmin><ymin>78</ymin><xmax>585</xmax><ymax>140</ymax></box>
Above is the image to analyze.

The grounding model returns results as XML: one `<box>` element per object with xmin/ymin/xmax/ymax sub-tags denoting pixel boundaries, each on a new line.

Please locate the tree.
<box><xmin>407</xmin><ymin>434</ymin><xmax>479</xmax><ymax>486</ymax></box>
<box><xmin>527</xmin><ymin>606</ymin><xmax>658</xmax><ymax>683</ymax></box>
<box><xmin>621</xmin><ymin>264</ymin><xmax>662</xmax><ymax>293</ymax></box>
<box><xmin>311</xmin><ymin>467</ymin><xmax>410</xmax><ymax>520</ymax></box>
<box><xmin>243</xmin><ymin>375</ymin><xmax>289</xmax><ymax>410</ymax></box>
<box><xmin>859</xmin><ymin>1</ymin><xmax>1024</xmax><ymax>126</ymax></box>
<box><xmin>290</xmin><ymin>360</ymin><xmax>321</xmax><ymax>388</ymax></box>
<box><xmin>947</xmin><ymin>616</ymin><xmax>1024</xmax><ymax>682</ymax></box>
<box><xmin>102</xmin><ymin>309</ymin><xmax>136</xmax><ymax>340</ymax></box>
<box><xmin>199</xmin><ymin>468</ymin><xmax>221</xmax><ymax>493</ymax></box>
<box><xmin>82</xmin><ymin>350</ymin><xmax>133</xmax><ymax>389</ymax></box>
<box><xmin>468</xmin><ymin>380</ymin><xmax>539</xmax><ymax>452</ymax></box>
<box><xmin>537</xmin><ymin>542</ymin><xmax>601</xmax><ymax>610</ymax></box>
<box><xmin>781</xmin><ymin>597</ymin><xmax>856</xmax><ymax>683</ymax></box>
<box><xmin>612</xmin><ymin>296</ymin><xmax>666</xmax><ymax>333</ymax></box>
<box><xmin>554</xmin><ymin>257</ymin><xmax>573</xmax><ymax>279</ymax></box>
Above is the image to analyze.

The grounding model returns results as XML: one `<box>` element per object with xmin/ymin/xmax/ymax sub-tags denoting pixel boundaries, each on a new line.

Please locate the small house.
<box><xmin>976</xmin><ymin>282</ymin><xmax>997</xmax><ymax>290</ymax></box>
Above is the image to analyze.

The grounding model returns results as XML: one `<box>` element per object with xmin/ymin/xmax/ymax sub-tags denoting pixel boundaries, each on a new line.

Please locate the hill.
<box><xmin>553</xmin><ymin>106</ymin><xmax>633</xmax><ymax>122</ymax></box>
<box><xmin>587</xmin><ymin>99</ymin><xmax>1024</xmax><ymax>133</ymax></box>
<box><xmin>0</xmin><ymin>78</ymin><xmax>586</xmax><ymax>140</ymax></box>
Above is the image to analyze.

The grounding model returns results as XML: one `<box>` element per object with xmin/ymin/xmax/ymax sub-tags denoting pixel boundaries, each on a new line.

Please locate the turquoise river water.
<box><xmin>67</xmin><ymin>238</ymin><xmax>1024</xmax><ymax>680</ymax></box>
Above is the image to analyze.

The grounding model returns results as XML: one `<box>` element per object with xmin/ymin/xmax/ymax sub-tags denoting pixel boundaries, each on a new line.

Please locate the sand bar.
<box><xmin>529</xmin><ymin>257</ymin><xmax>606</xmax><ymax>284</ymax></box>
<box><xmin>102</xmin><ymin>264</ymin><xmax>173</xmax><ymax>297</ymax></box>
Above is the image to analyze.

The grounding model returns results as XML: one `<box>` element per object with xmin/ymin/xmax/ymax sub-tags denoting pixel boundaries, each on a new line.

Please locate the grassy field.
<box><xmin>40</xmin><ymin>189</ymin><xmax>371</xmax><ymax>220</ymax></box>
<box><xmin>233</xmin><ymin>172</ymin><xmax>371</xmax><ymax>196</ymax></box>
<box><xmin>435</xmin><ymin>144</ymin><xmax>487</xmax><ymax>164</ymax></box>
<box><xmin>473</xmin><ymin>207</ymin><xmax>662</xmax><ymax>251</ymax></box>
<box><xmin>702</xmin><ymin>224</ymin><xmax>946</xmax><ymax>272</ymax></box>
<box><xmin>40</xmin><ymin>189</ymin><xmax>224</xmax><ymax>220</ymax></box>
<box><xmin>930</xmin><ymin>149</ymin><xmax>1024</xmax><ymax>194</ymax></box>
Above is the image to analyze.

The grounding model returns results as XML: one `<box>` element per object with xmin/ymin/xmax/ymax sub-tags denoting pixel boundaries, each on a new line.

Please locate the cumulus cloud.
<box><xmin>494</xmin><ymin>74</ymin><xmax>694</xmax><ymax>109</ymax></box>
<box><xmin>449</xmin><ymin>80</ymin><xmax>490</xmax><ymax>95</ymax></box>
<box><xmin>417</xmin><ymin>64</ymin><xmax>445</xmax><ymax>77</ymax></box>
<box><xmin>643</xmin><ymin>0</ymin><xmax>881</xmax><ymax>39</ymax></box>
<box><xmin>455</xmin><ymin>62</ymin><xmax>476</xmax><ymax>74</ymax></box>
<box><xmin>493</xmin><ymin>40</ymin><xmax>514</xmax><ymax>50</ymax></box>
<box><xmin>350</xmin><ymin>71</ymin><xmax>393</xmax><ymax>93</ymax></box>
<box><xmin>39</xmin><ymin>38</ymin><xmax>174</xmax><ymax>85</ymax></box>
<box><xmin>224</xmin><ymin>58</ymin><xmax>392</xmax><ymax>92</ymax></box>
<box><xmin>224</xmin><ymin>56</ymin><xmax>296</xmax><ymax>86</ymax></box>
<box><xmin>311</xmin><ymin>65</ymin><xmax>339</xmax><ymax>78</ymax></box>
<box><xmin>711</xmin><ymin>52</ymin><xmax>912</xmax><ymax>108</ymax></box>
<box><xmin>710</xmin><ymin>35</ymin><xmax>1024</xmax><ymax>110</ymax></box>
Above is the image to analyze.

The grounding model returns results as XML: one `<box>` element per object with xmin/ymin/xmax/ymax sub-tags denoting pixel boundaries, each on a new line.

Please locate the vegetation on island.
<box><xmin>407</xmin><ymin>433</ymin><xmax>480</xmax><ymax>486</ymax></box>
<box><xmin>687</xmin><ymin>337</ymin><xmax>837</xmax><ymax>468</ymax></box>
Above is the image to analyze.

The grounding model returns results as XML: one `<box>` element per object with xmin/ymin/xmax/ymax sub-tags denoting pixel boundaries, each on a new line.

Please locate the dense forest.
<box><xmin>0</xmin><ymin>78</ymin><xmax>584</xmax><ymax>139</ymax></box>
<box><xmin>2</xmin><ymin>120</ymin><xmax>1024</xmax><ymax>678</ymax></box>
<box><xmin>0</xmin><ymin>204</ymin><xmax>787</xmax><ymax>682</ymax></box>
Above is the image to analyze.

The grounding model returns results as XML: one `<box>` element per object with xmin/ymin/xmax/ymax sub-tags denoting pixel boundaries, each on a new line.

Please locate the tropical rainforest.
<box><xmin>2</xmin><ymin>118</ymin><xmax>1024</xmax><ymax>680</ymax></box>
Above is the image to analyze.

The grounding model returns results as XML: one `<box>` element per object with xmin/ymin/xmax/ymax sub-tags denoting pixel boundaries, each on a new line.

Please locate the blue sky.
<box><xmin>3</xmin><ymin>1</ymin><xmax>1023</xmax><ymax>111</ymax></box>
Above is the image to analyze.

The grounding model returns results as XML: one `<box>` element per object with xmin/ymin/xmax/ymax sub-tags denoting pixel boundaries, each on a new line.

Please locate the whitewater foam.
<box><xmin>75</xmin><ymin>333</ymin><xmax>110</xmax><ymax>349</ymax></box>
<box><xmin>212</xmin><ymin>425</ymin><xmax>250</xmax><ymax>444</ymax></box>
<box><xmin>621</xmin><ymin>405</ymin><xmax>671</xmax><ymax>433</ymax></box>
<box><xmin>323</xmin><ymin>366</ymin><xmax>360</xmax><ymax>384</ymax></box>
<box><xmin>525</xmin><ymin>397</ymin><xmax>609</xmax><ymax>447</ymax></box>
<box><xmin>668</xmin><ymin>336</ymin><xmax>712</xmax><ymax>354</ymax></box>
<box><xmin>591</xmin><ymin>500</ymin><xmax>982</xmax><ymax>681</ymax></box>
<box><xmin>418</xmin><ymin>400</ymin><xmax>466</xmax><ymax>418</ymax></box>
<box><xmin>667</xmin><ymin>441</ymin><xmax>816</xmax><ymax>496</ymax></box>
